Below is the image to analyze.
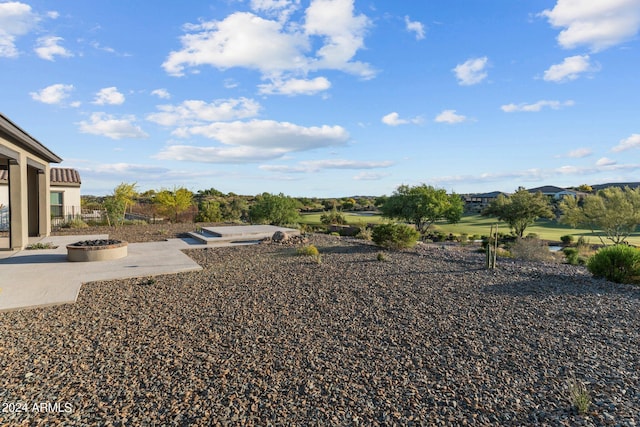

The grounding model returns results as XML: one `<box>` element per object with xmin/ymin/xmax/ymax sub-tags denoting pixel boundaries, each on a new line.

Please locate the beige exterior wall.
<box><xmin>0</xmin><ymin>135</ymin><xmax>53</xmax><ymax>250</ymax></box>
<box><xmin>50</xmin><ymin>184</ymin><xmax>81</xmax><ymax>216</ymax></box>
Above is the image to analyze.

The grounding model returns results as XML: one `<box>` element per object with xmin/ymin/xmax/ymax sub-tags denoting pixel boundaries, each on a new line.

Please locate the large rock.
<box><xmin>272</xmin><ymin>231</ymin><xmax>290</xmax><ymax>243</ymax></box>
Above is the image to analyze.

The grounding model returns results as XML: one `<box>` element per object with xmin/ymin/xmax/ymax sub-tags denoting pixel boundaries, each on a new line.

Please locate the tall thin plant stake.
<box><xmin>486</xmin><ymin>223</ymin><xmax>498</xmax><ymax>269</ymax></box>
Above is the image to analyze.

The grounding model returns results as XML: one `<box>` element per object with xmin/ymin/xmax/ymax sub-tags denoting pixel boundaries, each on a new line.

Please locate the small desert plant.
<box><xmin>509</xmin><ymin>237</ymin><xmax>554</xmax><ymax>263</ymax></box>
<box><xmin>355</xmin><ymin>227</ymin><xmax>373</xmax><ymax>241</ymax></box>
<box><xmin>562</xmin><ymin>247</ymin><xmax>580</xmax><ymax>265</ymax></box>
<box><xmin>26</xmin><ymin>242</ymin><xmax>56</xmax><ymax>250</ymax></box>
<box><xmin>568</xmin><ymin>379</ymin><xmax>591</xmax><ymax>414</ymax></box>
<box><xmin>560</xmin><ymin>234</ymin><xmax>575</xmax><ymax>245</ymax></box>
<box><xmin>576</xmin><ymin>236</ymin><xmax>590</xmax><ymax>249</ymax></box>
<box><xmin>372</xmin><ymin>223</ymin><xmax>420</xmax><ymax>250</ymax></box>
<box><xmin>376</xmin><ymin>252</ymin><xmax>386</xmax><ymax>261</ymax></box>
<box><xmin>297</xmin><ymin>244</ymin><xmax>320</xmax><ymax>257</ymax></box>
<box><xmin>62</xmin><ymin>217</ymin><xmax>88</xmax><ymax>229</ymax></box>
<box><xmin>587</xmin><ymin>245</ymin><xmax>640</xmax><ymax>284</ymax></box>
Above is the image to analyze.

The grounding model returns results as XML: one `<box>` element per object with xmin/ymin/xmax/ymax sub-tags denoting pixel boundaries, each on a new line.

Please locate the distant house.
<box><xmin>0</xmin><ymin>167</ymin><xmax>81</xmax><ymax>227</ymax></box>
<box><xmin>464</xmin><ymin>191</ymin><xmax>508</xmax><ymax>213</ymax></box>
<box><xmin>526</xmin><ymin>185</ymin><xmax>577</xmax><ymax>200</ymax></box>
<box><xmin>0</xmin><ymin>113</ymin><xmax>62</xmax><ymax>250</ymax></box>
<box><xmin>591</xmin><ymin>182</ymin><xmax>640</xmax><ymax>191</ymax></box>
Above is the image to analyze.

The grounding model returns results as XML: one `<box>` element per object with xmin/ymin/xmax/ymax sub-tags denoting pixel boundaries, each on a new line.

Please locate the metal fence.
<box><xmin>51</xmin><ymin>206</ymin><xmax>104</xmax><ymax>227</ymax></box>
<box><xmin>0</xmin><ymin>206</ymin><xmax>8</xmax><ymax>231</ymax></box>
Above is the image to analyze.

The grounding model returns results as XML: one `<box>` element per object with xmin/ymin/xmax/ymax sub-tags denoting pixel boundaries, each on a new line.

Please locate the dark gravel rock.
<box><xmin>68</xmin><ymin>239</ymin><xmax>124</xmax><ymax>247</ymax></box>
<box><xmin>2</xmin><ymin>233</ymin><xmax>639</xmax><ymax>425</ymax></box>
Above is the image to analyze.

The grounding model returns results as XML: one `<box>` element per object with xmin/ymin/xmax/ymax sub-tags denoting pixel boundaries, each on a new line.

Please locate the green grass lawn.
<box><xmin>301</xmin><ymin>212</ymin><xmax>640</xmax><ymax>245</ymax></box>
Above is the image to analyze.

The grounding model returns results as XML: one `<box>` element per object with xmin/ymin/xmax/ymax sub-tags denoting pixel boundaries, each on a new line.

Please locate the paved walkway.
<box><xmin>0</xmin><ymin>235</ymin><xmax>250</xmax><ymax>312</ymax></box>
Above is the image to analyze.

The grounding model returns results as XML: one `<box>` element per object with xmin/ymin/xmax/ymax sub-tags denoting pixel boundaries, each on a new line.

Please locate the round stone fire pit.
<box><xmin>66</xmin><ymin>239</ymin><xmax>128</xmax><ymax>262</ymax></box>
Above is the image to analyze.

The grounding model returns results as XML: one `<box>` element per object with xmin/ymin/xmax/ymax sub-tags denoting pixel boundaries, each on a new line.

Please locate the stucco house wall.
<box><xmin>0</xmin><ymin>113</ymin><xmax>62</xmax><ymax>250</ymax></box>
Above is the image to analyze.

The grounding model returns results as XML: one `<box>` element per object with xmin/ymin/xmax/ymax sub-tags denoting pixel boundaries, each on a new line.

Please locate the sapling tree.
<box><xmin>559</xmin><ymin>186</ymin><xmax>640</xmax><ymax>245</ymax></box>
<box><xmin>482</xmin><ymin>187</ymin><xmax>554</xmax><ymax>238</ymax></box>
<box><xmin>379</xmin><ymin>184</ymin><xmax>463</xmax><ymax>233</ymax></box>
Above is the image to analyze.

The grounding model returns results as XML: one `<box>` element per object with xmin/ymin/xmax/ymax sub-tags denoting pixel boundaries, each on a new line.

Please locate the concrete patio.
<box><xmin>0</xmin><ymin>233</ymin><xmax>257</xmax><ymax>312</ymax></box>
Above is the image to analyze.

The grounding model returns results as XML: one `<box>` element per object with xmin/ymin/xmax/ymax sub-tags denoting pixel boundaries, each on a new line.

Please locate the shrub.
<box><xmin>372</xmin><ymin>223</ymin><xmax>420</xmax><ymax>250</ymax></box>
<box><xmin>562</xmin><ymin>247</ymin><xmax>588</xmax><ymax>265</ymax></box>
<box><xmin>509</xmin><ymin>237</ymin><xmax>554</xmax><ymax>263</ymax></box>
<box><xmin>587</xmin><ymin>245</ymin><xmax>640</xmax><ymax>284</ymax></box>
<box><xmin>560</xmin><ymin>234</ymin><xmax>575</xmax><ymax>245</ymax></box>
<box><xmin>63</xmin><ymin>218</ymin><xmax>88</xmax><ymax>229</ymax></box>
<box><xmin>320</xmin><ymin>208</ymin><xmax>347</xmax><ymax>225</ymax></box>
<box><xmin>568</xmin><ymin>379</ymin><xmax>591</xmax><ymax>415</ymax></box>
<box><xmin>376</xmin><ymin>252</ymin><xmax>386</xmax><ymax>261</ymax></box>
<box><xmin>297</xmin><ymin>244</ymin><xmax>320</xmax><ymax>257</ymax></box>
<box><xmin>355</xmin><ymin>227</ymin><xmax>373</xmax><ymax>241</ymax></box>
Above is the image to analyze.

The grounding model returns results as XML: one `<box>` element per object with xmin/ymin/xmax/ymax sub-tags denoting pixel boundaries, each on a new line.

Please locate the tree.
<box><xmin>576</xmin><ymin>184</ymin><xmax>593</xmax><ymax>193</ymax></box>
<box><xmin>104</xmin><ymin>182</ymin><xmax>138</xmax><ymax>226</ymax></box>
<box><xmin>379</xmin><ymin>184</ymin><xmax>463</xmax><ymax>233</ymax></box>
<box><xmin>482</xmin><ymin>188</ymin><xmax>554</xmax><ymax>238</ymax></box>
<box><xmin>559</xmin><ymin>186</ymin><xmax>640</xmax><ymax>245</ymax></box>
<box><xmin>195</xmin><ymin>199</ymin><xmax>222</xmax><ymax>222</ymax></box>
<box><xmin>320</xmin><ymin>206</ymin><xmax>347</xmax><ymax>225</ymax></box>
<box><xmin>154</xmin><ymin>187</ymin><xmax>194</xmax><ymax>222</ymax></box>
<box><xmin>249</xmin><ymin>192</ymin><xmax>300</xmax><ymax>225</ymax></box>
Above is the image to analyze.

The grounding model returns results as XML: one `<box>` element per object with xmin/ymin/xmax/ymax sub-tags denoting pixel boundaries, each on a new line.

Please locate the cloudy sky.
<box><xmin>2</xmin><ymin>0</ymin><xmax>639</xmax><ymax>196</ymax></box>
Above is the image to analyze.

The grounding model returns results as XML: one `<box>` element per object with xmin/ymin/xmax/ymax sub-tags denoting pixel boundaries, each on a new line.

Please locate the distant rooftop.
<box><xmin>0</xmin><ymin>167</ymin><xmax>80</xmax><ymax>186</ymax></box>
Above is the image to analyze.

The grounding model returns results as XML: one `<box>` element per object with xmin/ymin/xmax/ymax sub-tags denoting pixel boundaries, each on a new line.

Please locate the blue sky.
<box><xmin>2</xmin><ymin>0</ymin><xmax>639</xmax><ymax>197</ymax></box>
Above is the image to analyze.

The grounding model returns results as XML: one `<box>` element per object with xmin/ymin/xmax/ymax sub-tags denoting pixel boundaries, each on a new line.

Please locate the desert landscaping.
<box><xmin>1</xmin><ymin>225</ymin><xmax>639</xmax><ymax>425</ymax></box>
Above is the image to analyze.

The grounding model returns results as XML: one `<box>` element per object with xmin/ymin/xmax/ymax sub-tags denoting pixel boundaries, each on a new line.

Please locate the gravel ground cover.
<box><xmin>1</xmin><ymin>227</ymin><xmax>640</xmax><ymax>426</ymax></box>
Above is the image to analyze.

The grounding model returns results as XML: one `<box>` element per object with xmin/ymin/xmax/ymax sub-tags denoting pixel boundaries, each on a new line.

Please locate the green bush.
<box><xmin>587</xmin><ymin>245</ymin><xmax>640</xmax><ymax>284</ymax></box>
<box><xmin>560</xmin><ymin>234</ymin><xmax>575</xmax><ymax>245</ymax></box>
<box><xmin>297</xmin><ymin>244</ymin><xmax>319</xmax><ymax>256</ymax></box>
<box><xmin>372</xmin><ymin>223</ymin><xmax>420</xmax><ymax>250</ymax></box>
<box><xmin>562</xmin><ymin>247</ymin><xmax>587</xmax><ymax>265</ymax></box>
<box><xmin>63</xmin><ymin>218</ymin><xmax>88</xmax><ymax>229</ymax></box>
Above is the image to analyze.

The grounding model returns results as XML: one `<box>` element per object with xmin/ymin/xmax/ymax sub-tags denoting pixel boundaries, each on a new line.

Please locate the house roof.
<box><xmin>0</xmin><ymin>113</ymin><xmax>62</xmax><ymax>163</ymax></box>
<box><xmin>592</xmin><ymin>182</ymin><xmax>640</xmax><ymax>191</ymax></box>
<box><xmin>0</xmin><ymin>167</ymin><xmax>81</xmax><ymax>186</ymax></box>
<box><xmin>472</xmin><ymin>191</ymin><xmax>506</xmax><ymax>198</ymax></box>
<box><xmin>50</xmin><ymin>168</ymin><xmax>81</xmax><ymax>186</ymax></box>
<box><xmin>526</xmin><ymin>185</ymin><xmax>574</xmax><ymax>194</ymax></box>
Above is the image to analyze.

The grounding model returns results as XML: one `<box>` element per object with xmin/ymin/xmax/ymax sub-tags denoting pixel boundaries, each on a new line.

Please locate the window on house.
<box><xmin>51</xmin><ymin>191</ymin><xmax>63</xmax><ymax>218</ymax></box>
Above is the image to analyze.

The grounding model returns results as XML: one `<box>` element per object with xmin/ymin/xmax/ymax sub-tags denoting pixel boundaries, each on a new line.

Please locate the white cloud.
<box><xmin>30</xmin><ymin>83</ymin><xmax>74</xmax><ymax>104</ymax></box>
<box><xmin>151</xmin><ymin>88</ymin><xmax>171</xmax><ymax>99</ymax></box>
<box><xmin>34</xmin><ymin>36</ymin><xmax>72</xmax><ymax>61</ymax></box>
<box><xmin>260</xmin><ymin>159</ymin><xmax>393</xmax><ymax>173</ymax></box>
<box><xmin>156</xmin><ymin>119</ymin><xmax>349</xmax><ymax>163</ymax></box>
<box><xmin>543</xmin><ymin>55</ymin><xmax>597</xmax><ymax>82</ymax></box>
<box><xmin>596</xmin><ymin>157</ymin><xmax>616</xmax><ymax>166</ymax></box>
<box><xmin>353</xmin><ymin>171</ymin><xmax>390</xmax><ymax>180</ymax></box>
<box><xmin>77</xmin><ymin>113</ymin><xmax>149</xmax><ymax>140</ymax></box>
<box><xmin>163</xmin><ymin>0</ymin><xmax>374</xmax><ymax>82</ymax></box>
<box><xmin>0</xmin><ymin>1</ymin><xmax>40</xmax><ymax>57</ymax></box>
<box><xmin>567</xmin><ymin>147</ymin><xmax>592</xmax><ymax>158</ymax></box>
<box><xmin>304</xmin><ymin>0</ymin><xmax>373</xmax><ymax>77</ymax></box>
<box><xmin>93</xmin><ymin>87</ymin><xmax>125</xmax><ymax>105</ymax></box>
<box><xmin>405</xmin><ymin>16</ymin><xmax>425</xmax><ymax>40</ymax></box>
<box><xmin>501</xmin><ymin>99</ymin><xmax>575</xmax><ymax>112</ymax></box>
<box><xmin>147</xmin><ymin>98</ymin><xmax>261</xmax><ymax>127</ymax></box>
<box><xmin>453</xmin><ymin>57</ymin><xmax>488</xmax><ymax>86</ymax></box>
<box><xmin>434</xmin><ymin>109</ymin><xmax>467</xmax><ymax>124</ymax></box>
<box><xmin>612</xmin><ymin>133</ymin><xmax>640</xmax><ymax>152</ymax></box>
<box><xmin>250</xmin><ymin>0</ymin><xmax>300</xmax><ymax>22</ymax></box>
<box><xmin>258</xmin><ymin>76</ymin><xmax>331</xmax><ymax>95</ymax></box>
<box><xmin>540</xmin><ymin>0</ymin><xmax>640</xmax><ymax>52</ymax></box>
<box><xmin>381</xmin><ymin>112</ymin><xmax>422</xmax><ymax>126</ymax></box>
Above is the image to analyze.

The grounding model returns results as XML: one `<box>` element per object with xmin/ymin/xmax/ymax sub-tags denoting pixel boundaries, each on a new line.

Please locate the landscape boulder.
<box><xmin>272</xmin><ymin>231</ymin><xmax>290</xmax><ymax>243</ymax></box>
